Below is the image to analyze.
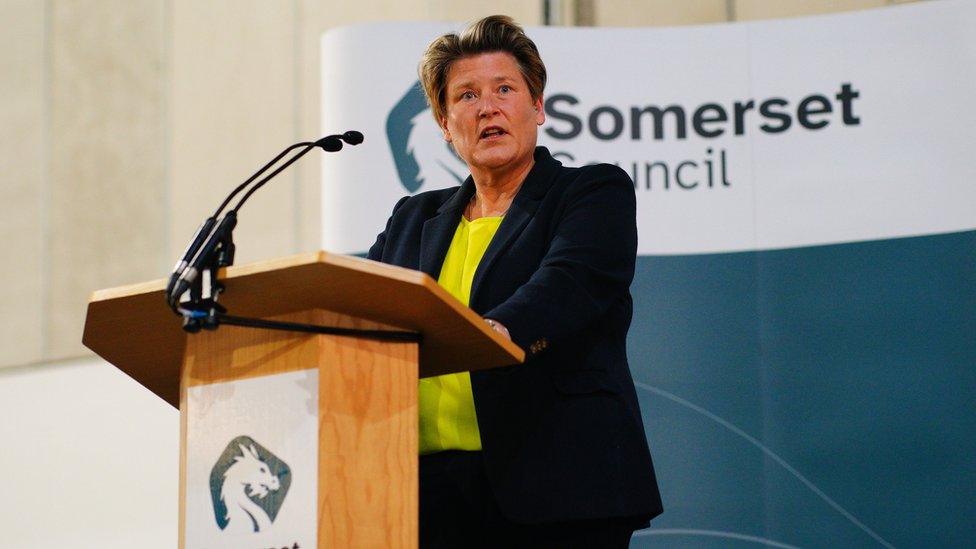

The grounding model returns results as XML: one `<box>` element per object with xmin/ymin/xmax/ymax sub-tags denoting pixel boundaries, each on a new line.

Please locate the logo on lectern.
<box><xmin>209</xmin><ymin>436</ymin><xmax>291</xmax><ymax>533</ymax></box>
<box><xmin>386</xmin><ymin>80</ymin><xmax>466</xmax><ymax>193</ymax></box>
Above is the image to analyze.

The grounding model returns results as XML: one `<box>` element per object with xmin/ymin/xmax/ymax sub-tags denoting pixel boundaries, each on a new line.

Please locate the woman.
<box><xmin>368</xmin><ymin>15</ymin><xmax>662</xmax><ymax>547</ymax></box>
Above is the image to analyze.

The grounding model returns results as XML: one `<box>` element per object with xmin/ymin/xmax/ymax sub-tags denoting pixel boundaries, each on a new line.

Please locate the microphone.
<box><xmin>314</xmin><ymin>131</ymin><xmax>363</xmax><ymax>152</ymax></box>
<box><xmin>166</xmin><ymin>132</ymin><xmax>364</xmax><ymax>310</ymax></box>
<box><xmin>317</xmin><ymin>135</ymin><xmax>343</xmax><ymax>152</ymax></box>
<box><xmin>165</xmin><ymin>140</ymin><xmax>313</xmax><ymax>300</ymax></box>
<box><xmin>341</xmin><ymin>131</ymin><xmax>364</xmax><ymax>145</ymax></box>
<box><xmin>231</xmin><ymin>131</ymin><xmax>364</xmax><ymax>213</ymax></box>
<box><xmin>165</xmin><ymin>216</ymin><xmax>216</xmax><ymax>298</ymax></box>
<box><xmin>167</xmin><ymin>212</ymin><xmax>237</xmax><ymax>309</ymax></box>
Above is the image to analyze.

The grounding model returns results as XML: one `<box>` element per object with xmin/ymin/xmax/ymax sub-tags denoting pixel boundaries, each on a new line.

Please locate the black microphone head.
<box><xmin>316</xmin><ymin>135</ymin><xmax>343</xmax><ymax>152</ymax></box>
<box><xmin>341</xmin><ymin>131</ymin><xmax>364</xmax><ymax>145</ymax></box>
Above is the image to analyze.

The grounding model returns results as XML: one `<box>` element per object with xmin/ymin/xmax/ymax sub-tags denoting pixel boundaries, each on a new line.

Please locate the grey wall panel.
<box><xmin>591</xmin><ymin>0</ymin><xmax>729</xmax><ymax>27</ymax></box>
<box><xmin>169</xmin><ymin>0</ymin><xmax>298</xmax><ymax>266</ymax></box>
<box><xmin>0</xmin><ymin>1</ymin><xmax>45</xmax><ymax>367</ymax></box>
<box><xmin>47</xmin><ymin>0</ymin><xmax>167</xmax><ymax>359</ymax></box>
<box><xmin>734</xmin><ymin>0</ymin><xmax>888</xmax><ymax>21</ymax></box>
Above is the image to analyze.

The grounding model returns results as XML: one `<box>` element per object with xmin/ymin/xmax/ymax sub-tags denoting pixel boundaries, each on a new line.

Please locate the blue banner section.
<box><xmin>628</xmin><ymin>230</ymin><xmax>976</xmax><ymax>548</ymax></box>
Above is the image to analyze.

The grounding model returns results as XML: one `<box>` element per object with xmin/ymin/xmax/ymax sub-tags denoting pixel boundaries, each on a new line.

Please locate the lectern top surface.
<box><xmin>83</xmin><ymin>251</ymin><xmax>525</xmax><ymax>407</ymax></box>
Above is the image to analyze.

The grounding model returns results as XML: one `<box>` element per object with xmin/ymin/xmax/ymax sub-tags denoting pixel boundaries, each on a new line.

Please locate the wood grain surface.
<box><xmin>83</xmin><ymin>251</ymin><xmax>523</xmax><ymax>407</ymax></box>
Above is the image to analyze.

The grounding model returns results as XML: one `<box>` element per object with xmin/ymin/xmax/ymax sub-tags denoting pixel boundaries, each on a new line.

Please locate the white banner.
<box><xmin>184</xmin><ymin>369</ymin><xmax>318</xmax><ymax>549</ymax></box>
<box><xmin>321</xmin><ymin>0</ymin><xmax>976</xmax><ymax>255</ymax></box>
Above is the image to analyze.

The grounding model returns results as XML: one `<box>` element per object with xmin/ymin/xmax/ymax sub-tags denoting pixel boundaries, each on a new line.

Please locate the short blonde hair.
<box><xmin>418</xmin><ymin>15</ymin><xmax>547</xmax><ymax>124</ymax></box>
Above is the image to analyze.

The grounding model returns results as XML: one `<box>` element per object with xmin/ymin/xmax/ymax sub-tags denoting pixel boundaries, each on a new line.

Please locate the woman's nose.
<box><xmin>479</xmin><ymin>95</ymin><xmax>499</xmax><ymax>117</ymax></box>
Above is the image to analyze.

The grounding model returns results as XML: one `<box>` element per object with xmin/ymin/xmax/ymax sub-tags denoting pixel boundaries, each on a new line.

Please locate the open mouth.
<box><xmin>480</xmin><ymin>127</ymin><xmax>506</xmax><ymax>140</ymax></box>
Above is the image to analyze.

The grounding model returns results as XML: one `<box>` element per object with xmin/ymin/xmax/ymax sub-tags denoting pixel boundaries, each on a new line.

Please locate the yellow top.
<box><xmin>419</xmin><ymin>215</ymin><xmax>503</xmax><ymax>455</ymax></box>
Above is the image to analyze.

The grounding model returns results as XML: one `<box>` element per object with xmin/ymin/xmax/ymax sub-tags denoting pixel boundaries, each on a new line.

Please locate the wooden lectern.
<box><xmin>82</xmin><ymin>251</ymin><xmax>524</xmax><ymax>548</ymax></box>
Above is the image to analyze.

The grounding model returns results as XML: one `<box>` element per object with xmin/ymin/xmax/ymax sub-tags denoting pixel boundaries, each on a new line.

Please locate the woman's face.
<box><xmin>440</xmin><ymin>52</ymin><xmax>545</xmax><ymax>180</ymax></box>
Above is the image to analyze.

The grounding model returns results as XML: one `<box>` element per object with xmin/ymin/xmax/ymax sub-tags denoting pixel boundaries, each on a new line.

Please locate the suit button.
<box><xmin>529</xmin><ymin>339</ymin><xmax>546</xmax><ymax>354</ymax></box>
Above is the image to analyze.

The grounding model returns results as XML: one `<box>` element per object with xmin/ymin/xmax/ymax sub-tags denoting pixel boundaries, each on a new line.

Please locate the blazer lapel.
<box><xmin>419</xmin><ymin>178</ymin><xmax>474</xmax><ymax>279</ymax></box>
<box><xmin>469</xmin><ymin>148</ymin><xmax>560</xmax><ymax>307</ymax></box>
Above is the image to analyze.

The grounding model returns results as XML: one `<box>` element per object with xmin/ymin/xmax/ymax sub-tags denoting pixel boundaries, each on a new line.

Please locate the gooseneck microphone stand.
<box><xmin>164</xmin><ymin>132</ymin><xmax>419</xmax><ymax>343</ymax></box>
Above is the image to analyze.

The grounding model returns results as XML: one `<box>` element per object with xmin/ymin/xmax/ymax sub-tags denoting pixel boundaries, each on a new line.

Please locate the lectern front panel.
<box><xmin>184</xmin><ymin>369</ymin><xmax>319</xmax><ymax>547</ymax></box>
<box><xmin>179</xmin><ymin>309</ymin><xmax>418</xmax><ymax>549</ymax></box>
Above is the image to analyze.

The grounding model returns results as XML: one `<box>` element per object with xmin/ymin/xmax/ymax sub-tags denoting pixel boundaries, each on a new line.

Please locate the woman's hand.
<box><xmin>484</xmin><ymin>318</ymin><xmax>511</xmax><ymax>340</ymax></box>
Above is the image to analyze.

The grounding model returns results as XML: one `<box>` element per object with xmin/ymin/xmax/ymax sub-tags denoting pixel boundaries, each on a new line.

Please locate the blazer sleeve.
<box><xmin>367</xmin><ymin>195</ymin><xmax>410</xmax><ymax>261</ymax></box>
<box><xmin>483</xmin><ymin>164</ymin><xmax>637</xmax><ymax>356</ymax></box>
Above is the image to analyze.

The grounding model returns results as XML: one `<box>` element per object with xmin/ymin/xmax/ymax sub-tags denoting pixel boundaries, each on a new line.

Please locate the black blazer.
<box><xmin>368</xmin><ymin>147</ymin><xmax>662</xmax><ymax>524</ymax></box>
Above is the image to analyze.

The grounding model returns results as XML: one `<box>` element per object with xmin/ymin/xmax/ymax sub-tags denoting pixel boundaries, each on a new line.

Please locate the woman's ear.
<box><xmin>440</xmin><ymin>116</ymin><xmax>452</xmax><ymax>142</ymax></box>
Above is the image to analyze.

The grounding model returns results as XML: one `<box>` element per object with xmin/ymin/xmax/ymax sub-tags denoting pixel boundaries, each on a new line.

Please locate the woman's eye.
<box><xmin>461</xmin><ymin>91</ymin><xmax>476</xmax><ymax>101</ymax></box>
<box><xmin>499</xmin><ymin>85</ymin><xmax>511</xmax><ymax>94</ymax></box>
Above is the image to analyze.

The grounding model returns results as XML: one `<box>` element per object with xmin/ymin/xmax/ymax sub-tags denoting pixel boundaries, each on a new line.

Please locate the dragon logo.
<box><xmin>386</xmin><ymin>81</ymin><xmax>467</xmax><ymax>193</ymax></box>
<box><xmin>209</xmin><ymin>436</ymin><xmax>291</xmax><ymax>533</ymax></box>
